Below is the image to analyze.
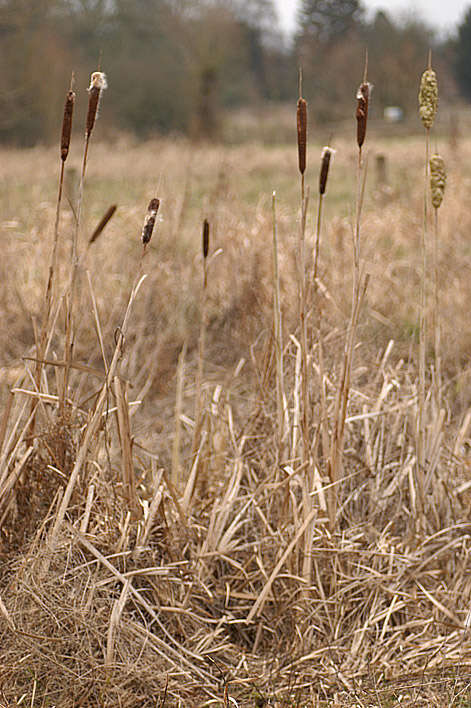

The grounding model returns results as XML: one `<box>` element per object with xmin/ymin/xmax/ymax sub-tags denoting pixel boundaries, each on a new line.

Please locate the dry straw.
<box><xmin>430</xmin><ymin>153</ymin><xmax>446</xmax><ymax>208</ymax></box>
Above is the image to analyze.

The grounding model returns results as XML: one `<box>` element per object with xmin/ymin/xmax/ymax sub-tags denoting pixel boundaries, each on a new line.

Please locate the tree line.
<box><xmin>0</xmin><ymin>0</ymin><xmax>470</xmax><ymax>146</ymax></box>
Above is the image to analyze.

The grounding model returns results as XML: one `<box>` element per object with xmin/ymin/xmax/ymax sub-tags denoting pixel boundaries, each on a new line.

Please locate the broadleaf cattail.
<box><xmin>356</xmin><ymin>82</ymin><xmax>371</xmax><ymax>149</ymax></box>
<box><xmin>430</xmin><ymin>154</ymin><xmax>446</xmax><ymax>209</ymax></box>
<box><xmin>419</xmin><ymin>69</ymin><xmax>438</xmax><ymax>130</ymax></box>
<box><xmin>141</xmin><ymin>198</ymin><xmax>160</xmax><ymax>246</ymax></box>
<box><xmin>86</xmin><ymin>71</ymin><xmax>107</xmax><ymax>138</ymax></box>
<box><xmin>319</xmin><ymin>146</ymin><xmax>335</xmax><ymax>195</ymax></box>
<box><xmin>297</xmin><ymin>97</ymin><xmax>307</xmax><ymax>175</ymax></box>
<box><xmin>61</xmin><ymin>89</ymin><xmax>75</xmax><ymax>162</ymax></box>
<box><xmin>202</xmin><ymin>218</ymin><xmax>209</xmax><ymax>259</ymax></box>
<box><xmin>89</xmin><ymin>204</ymin><xmax>117</xmax><ymax>245</ymax></box>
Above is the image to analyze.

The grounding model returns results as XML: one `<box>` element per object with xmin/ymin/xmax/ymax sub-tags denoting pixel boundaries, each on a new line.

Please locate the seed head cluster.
<box><xmin>418</xmin><ymin>69</ymin><xmax>438</xmax><ymax>130</ymax></box>
<box><xmin>430</xmin><ymin>154</ymin><xmax>446</xmax><ymax>209</ymax></box>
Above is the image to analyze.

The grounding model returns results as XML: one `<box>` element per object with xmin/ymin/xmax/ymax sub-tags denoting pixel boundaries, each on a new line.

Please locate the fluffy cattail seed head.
<box><xmin>202</xmin><ymin>218</ymin><xmax>210</xmax><ymax>259</ymax></box>
<box><xmin>419</xmin><ymin>69</ymin><xmax>438</xmax><ymax>130</ymax></box>
<box><xmin>297</xmin><ymin>97</ymin><xmax>307</xmax><ymax>175</ymax></box>
<box><xmin>61</xmin><ymin>89</ymin><xmax>75</xmax><ymax>162</ymax></box>
<box><xmin>141</xmin><ymin>198</ymin><xmax>160</xmax><ymax>246</ymax></box>
<box><xmin>356</xmin><ymin>82</ymin><xmax>371</xmax><ymax>149</ymax></box>
<box><xmin>430</xmin><ymin>154</ymin><xmax>446</xmax><ymax>209</ymax></box>
<box><xmin>86</xmin><ymin>71</ymin><xmax>107</xmax><ymax>138</ymax></box>
<box><xmin>319</xmin><ymin>146</ymin><xmax>335</xmax><ymax>195</ymax></box>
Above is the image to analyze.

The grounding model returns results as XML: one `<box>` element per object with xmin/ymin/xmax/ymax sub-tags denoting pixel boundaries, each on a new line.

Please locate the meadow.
<box><xmin>1</xmin><ymin>78</ymin><xmax>471</xmax><ymax>706</ymax></box>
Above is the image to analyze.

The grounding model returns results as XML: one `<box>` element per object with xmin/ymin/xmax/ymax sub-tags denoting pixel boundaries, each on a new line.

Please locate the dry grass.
<box><xmin>1</xmin><ymin>104</ymin><xmax>471</xmax><ymax>707</ymax></box>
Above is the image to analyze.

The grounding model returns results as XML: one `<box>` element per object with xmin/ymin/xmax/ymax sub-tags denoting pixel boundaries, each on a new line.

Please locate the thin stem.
<box><xmin>272</xmin><ymin>192</ymin><xmax>287</xmax><ymax>452</ymax></box>
<box><xmin>417</xmin><ymin>128</ymin><xmax>430</xmax><ymax>520</ymax></box>
<box><xmin>433</xmin><ymin>206</ymin><xmax>441</xmax><ymax>407</ymax></box>
<box><xmin>193</xmin><ymin>257</ymin><xmax>208</xmax><ymax>456</ymax></box>
<box><xmin>61</xmin><ymin>134</ymin><xmax>90</xmax><ymax>415</ymax></box>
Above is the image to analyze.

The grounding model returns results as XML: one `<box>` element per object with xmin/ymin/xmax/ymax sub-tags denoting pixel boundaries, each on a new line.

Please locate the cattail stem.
<box><xmin>416</xmin><ymin>53</ymin><xmax>438</xmax><ymax>523</ymax></box>
<box><xmin>31</xmin><ymin>80</ymin><xmax>75</xmax><ymax>435</ymax></box>
<box><xmin>417</xmin><ymin>129</ymin><xmax>430</xmax><ymax>521</ymax></box>
<box><xmin>328</xmin><ymin>65</ymin><xmax>370</xmax><ymax>531</ymax></box>
<box><xmin>432</xmin><ymin>206</ymin><xmax>441</xmax><ymax>406</ymax></box>
<box><xmin>313</xmin><ymin>146</ymin><xmax>334</xmax><ymax>283</ymax></box>
<box><xmin>61</xmin><ymin>72</ymin><xmax>107</xmax><ymax>415</ymax></box>
<box><xmin>193</xmin><ymin>220</ymin><xmax>210</xmax><ymax>458</ymax></box>
<box><xmin>272</xmin><ymin>192</ymin><xmax>288</xmax><ymax>453</ymax></box>
<box><xmin>429</xmin><ymin>152</ymin><xmax>446</xmax><ymax>407</ymax></box>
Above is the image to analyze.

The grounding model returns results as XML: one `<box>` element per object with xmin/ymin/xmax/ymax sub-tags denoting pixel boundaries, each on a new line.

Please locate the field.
<box><xmin>2</xmin><ymin>101</ymin><xmax>471</xmax><ymax>706</ymax></box>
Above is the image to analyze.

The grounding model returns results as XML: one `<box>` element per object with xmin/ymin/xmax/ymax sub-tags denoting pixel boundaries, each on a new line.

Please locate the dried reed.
<box><xmin>192</xmin><ymin>218</ymin><xmax>210</xmax><ymax>476</ymax></box>
<box><xmin>329</xmin><ymin>57</ymin><xmax>370</xmax><ymax>530</ymax></box>
<box><xmin>61</xmin><ymin>70</ymin><xmax>107</xmax><ymax>415</ymax></box>
<box><xmin>430</xmin><ymin>153</ymin><xmax>446</xmax><ymax>404</ymax></box>
<box><xmin>32</xmin><ymin>77</ymin><xmax>76</xmax><ymax>435</ymax></box>
<box><xmin>417</xmin><ymin>53</ymin><xmax>438</xmax><ymax>522</ymax></box>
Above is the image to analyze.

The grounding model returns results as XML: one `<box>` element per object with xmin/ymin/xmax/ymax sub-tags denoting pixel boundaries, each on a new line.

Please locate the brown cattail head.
<box><xmin>429</xmin><ymin>154</ymin><xmax>446</xmax><ymax>209</ymax></box>
<box><xmin>86</xmin><ymin>71</ymin><xmax>107</xmax><ymax>138</ymax></box>
<box><xmin>356</xmin><ymin>82</ymin><xmax>372</xmax><ymax>149</ymax></box>
<box><xmin>89</xmin><ymin>204</ymin><xmax>117</xmax><ymax>245</ymax></box>
<box><xmin>297</xmin><ymin>97</ymin><xmax>307</xmax><ymax>175</ymax></box>
<box><xmin>141</xmin><ymin>198</ymin><xmax>160</xmax><ymax>246</ymax></box>
<box><xmin>319</xmin><ymin>146</ymin><xmax>335</xmax><ymax>195</ymax></box>
<box><xmin>61</xmin><ymin>89</ymin><xmax>75</xmax><ymax>162</ymax></box>
<box><xmin>419</xmin><ymin>68</ymin><xmax>438</xmax><ymax>130</ymax></box>
<box><xmin>202</xmin><ymin>218</ymin><xmax>210</xmax><ymax>259</ymax></box>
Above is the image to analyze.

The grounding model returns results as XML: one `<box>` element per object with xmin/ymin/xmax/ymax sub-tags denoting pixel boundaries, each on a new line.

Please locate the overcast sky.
<box><xmin>274</xmin><ymin>0</ymin><xmax>470</xmax><ymax>36</ymax></box>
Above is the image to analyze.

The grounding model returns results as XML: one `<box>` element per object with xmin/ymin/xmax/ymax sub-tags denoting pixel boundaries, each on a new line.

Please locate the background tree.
<box><xmin>296</xmin><ymin>0</ymin><xmax>366</xmax><ymax>123</ymax></box>
<box><xmin>297</xmin><ymin>0</ymin><xmax>364</xmax><ymax>44</ymax></box>
<box><xmin>454</xmin><ymin>7</ymin><xmax>471</xmax><ymax>100</ymax></box>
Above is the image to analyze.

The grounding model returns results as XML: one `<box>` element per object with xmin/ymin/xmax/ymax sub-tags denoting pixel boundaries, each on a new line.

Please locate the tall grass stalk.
<box><xmin>430</xmin><ymin>153</ymin><xmax>446</xmax><ymax>407</ymax></box>
<box><xmin>32</xmin><ymin>78</ymin><xmax>75</xmax><ymax>433</ymax></box>
<box><xmin>193</xmin><ymin>219</ymin><xmax>210</xmax><ymax>459</ymax></box>
<box><xmin>272</xmin><ymin>192</ymin><xmax>288</xmax><ymax>454</ymax></box>
<box><xmin>296</xmin><ymin>77</ymin><xmax>310</xmax><ymax>467</ymax></box>
<box><xmin>328</xmin><ymin>58</ymin><xmax>370</xmax><ymax>530</ymax></box>
<box><xmin>61</xmin><ymin>71</ymin><xmax>107</xmax><ymax>415</ymax></box>
<box><xmin>417</xmin><ymin>53</ymin><xmax>438</xmax><ymax>521</ymax></box>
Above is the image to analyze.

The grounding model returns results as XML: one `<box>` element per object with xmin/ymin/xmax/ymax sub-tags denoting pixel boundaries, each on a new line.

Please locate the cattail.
<box><xmin>141</xmin><ymin>198</ymin><xmax>160</xmax><ymax>246</ymax></box>
<box><xmin>430</xmin><ymin>154</ymin><xmax>446</xmax><ymax>209</ymax></box>
<box><xmin>86</xmin><ymin>71</ymin><xmax>107</xmax><ymax>138</ymax></box>
<box><xmin>202</xmin><ymin>218</ymin><xmax>209</xmax><ymax>259</ymax></box>
<box><xmin>297</xmin><ymin>97</ymin><xmax>307</xmax><ymax>175</ymax></box>
<box><xmin>61</xmin><ymin>89</ymin><xmax>75</xmax><ymax>162</ymax></box>
<box><xmin>319</xmin><ymin>146</ymin><xmax>334</xmax><ymax>195</ymax></box>
<box><xmin>356</xmin><ymin>82</ymin><xmax>371</xmax><ymax>149</ymax></box>
<box><xmin>89</xmin><ymin>204</ymin><xmax>117</xmax><ymax>244</ymax></box>
<box><xmin>419</xmin><ymin>69</ymin><xmax>438</xmax><ymax>130</ymax></box>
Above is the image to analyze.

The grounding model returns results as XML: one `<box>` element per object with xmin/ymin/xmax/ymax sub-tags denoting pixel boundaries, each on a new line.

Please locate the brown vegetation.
<box><xmin>1</xmin><ymin>69</ymin><xmax>471</xmax><ymax>707</ymax></box>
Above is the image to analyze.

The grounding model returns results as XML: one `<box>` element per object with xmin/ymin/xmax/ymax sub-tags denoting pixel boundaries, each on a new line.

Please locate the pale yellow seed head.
<box><xmin>418</xmin><ymin>69</ymin><xmax>438</xmax><ymax>130</ymax></box>
<box><xmin>430</xmin><ymin>154</ymin><xmax>446</xmax><ymax>209</ymax></box>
